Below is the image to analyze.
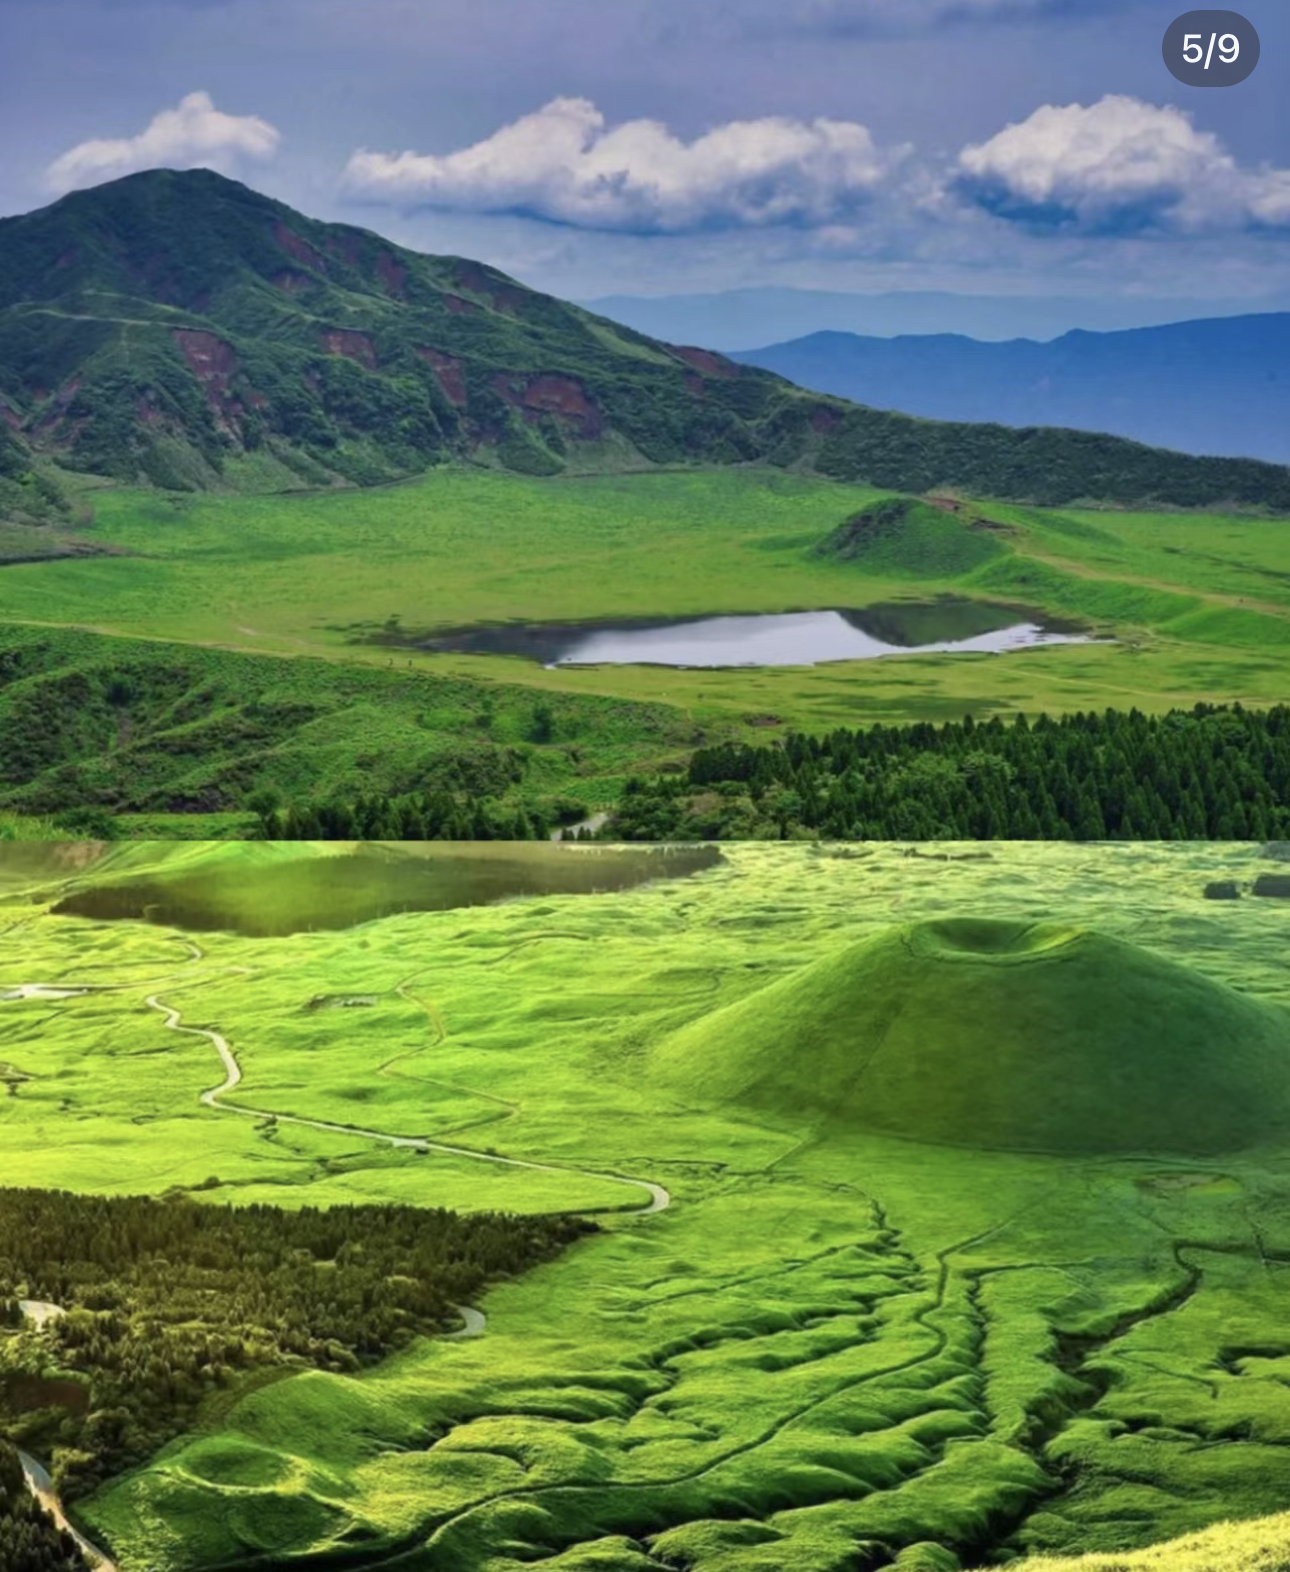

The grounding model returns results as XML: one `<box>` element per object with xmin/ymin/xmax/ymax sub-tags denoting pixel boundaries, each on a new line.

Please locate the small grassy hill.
<box><xmin>652</xmin><ymin>918</ymin><xmax>1290</xmax><ymax>1155</ymax></box>
<box><xmin>816</xmin><ymin>494</ymin><xmax>1011</xmax><ymax>577</ymax></box>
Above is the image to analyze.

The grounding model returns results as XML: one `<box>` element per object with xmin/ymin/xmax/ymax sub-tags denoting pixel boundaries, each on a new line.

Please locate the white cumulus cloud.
<box><xmin>955</xmin><ymin>95</ymin><xmax>1290</xmax><ymax>232</ymax></box>
<box><xmin>342</xmin><ymin>97</ymin><xmax>904</xmax><ymax>233</ymax></box>
<box><xmin>47</xmin><ymin>91</ymin><xmax>281</xmax><ymax>195</ymax></box>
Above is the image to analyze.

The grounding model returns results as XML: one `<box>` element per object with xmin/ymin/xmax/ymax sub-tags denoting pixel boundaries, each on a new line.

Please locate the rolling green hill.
<box><xmin>1</xmin><ymin>169</ymin><xmax>1289</xmax><ymax>508</ymax></box>
<box><xmin>653</xmin><ymin>918</ymin><xmax>1290</xmax><ymax>1155</ymax></box>
<box><xmin>816</xmin><ymin>495</ymin><xmax>1010</xmax><ymax>576</ymax></box>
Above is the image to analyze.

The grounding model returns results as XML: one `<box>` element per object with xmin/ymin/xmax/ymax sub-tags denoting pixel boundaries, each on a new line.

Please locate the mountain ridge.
<box><xmin>731</xmin><ymin>315</ymin><xmax>1290</xmax><ymax>465</ymax></box>
<box><xmin>0</xmin><ymin>169</ymin><xmax>1288</xmax><ymax>509</ymax></box>
<box><xmin>577</xmin><ymin>285</ymin><xmax>1290</xmax><ymax>348</ymax></box>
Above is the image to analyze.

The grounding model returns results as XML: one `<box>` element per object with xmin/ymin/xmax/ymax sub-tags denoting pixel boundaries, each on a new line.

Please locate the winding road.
<box><xmin>143</xmin><ymin>991</ymin><xmax>671</xmax><ymax>1218</ymax></box>
<box><xmin>18</xmin><ymin>1450</ymin><xmax>117</xmax><ymax>1571</ymax></box>
<box><xmin>141</xmin><ymin>991</ymin><xmax>669</xmax><ymax>1345</ymax></box>
<box><xmin>4</xmin><ymin>965</ymin><xmax>671</xmax><ymax>1564</ymax></box>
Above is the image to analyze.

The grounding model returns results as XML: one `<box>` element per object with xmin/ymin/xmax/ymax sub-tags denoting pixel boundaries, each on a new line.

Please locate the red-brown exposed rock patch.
<box><xmin>416</xmin><ymin>348</ymin><xmax>467</xmax><ymax>406</ymax></box>
<box><xmin>670</xmin><ymin>345</ymin><xmax>739</xmax><ymax>378</ymax></box>
<box><xmin>321</xmin><ymin>329</ymin><xmax>378</xmax><ymax>371</ymax></box>
<box><xmin>173</xmin><ymin>329</ymin><xmax>237</xmax><ymax>387</ymax></box>
<box><xmin>444</xmin><ymin>294</ymin><xmax>481</xmax><ymax>317</ymax></box>
<box><xmin>376</xmin><ymin>250</ymin><xmax>408</xmax><ymax>298</ymax></box>
<box><xmin>173</xmin><ymin>329</ymin><xmax>244</xmax><ymax>432</ymax></box>
<box><xmin>34</xmin><ymin>377</ymin><xmax>82</xmax><ymax>436</ymax></box>
<box><xmin>275</xmin><ymin>221</ymin><xmax>327</xmax><ymax>274</ymax></box>
<box><xmin>810</xmin><ymin>406</ymin><xmax>843</xmax><ymax>434</ymax></box>
<box><xmin>492</xmin><ymin>373</ymin><xmax>603</xmax><ymax>437</ymax></box>
<box><xmin>451</xmin><ymin>261</ymin><xmax>528</xmax><ymax>315</ymax></box>
<box><xmin>517</xmin><ymin>374</ymin><xmax>603</xmax><ymax>437</ymax></box>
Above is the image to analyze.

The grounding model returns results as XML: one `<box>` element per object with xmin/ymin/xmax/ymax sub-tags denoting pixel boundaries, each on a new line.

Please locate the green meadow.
<box><xmin>5</xmin><ymin>841</ymin><xmax>1290</xmax><ymax>1570</ymax></box>
<box><xmin>6</xmin><ymin>466</ymin><xmax>1290</xmax><ymax>738</ymax></box>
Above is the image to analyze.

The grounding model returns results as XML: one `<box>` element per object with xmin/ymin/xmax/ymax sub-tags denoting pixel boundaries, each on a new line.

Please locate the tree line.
<box><xmin>0</xmin><ymin>1187</ymin><xmax>591</xmax><ymax>1502</ymax></box>
<box><xmin>0</xmin><ymin>1441</ymin><xmax>87</xmax><ymax>1572</ymax></box>
<box><xmin>252</xmin><ymin>787</ymin><xmax>551</xmax><ymax>840</ymax></box>
<box><xmin>609</xmin><ymin>703</ymin><xmax>1290</xmax><ymax>841</ymax></box>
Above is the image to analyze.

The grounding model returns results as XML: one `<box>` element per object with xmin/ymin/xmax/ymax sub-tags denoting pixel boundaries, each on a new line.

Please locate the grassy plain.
<box><xmin>3</xmin><ymin>466</ymin><xmax>1290</xmax><ymax>741</ymax></box>
<box><xmin>4</xmin><ymin>842</ymin><xmax>1290</xmax><ymax>1571</ymax></box>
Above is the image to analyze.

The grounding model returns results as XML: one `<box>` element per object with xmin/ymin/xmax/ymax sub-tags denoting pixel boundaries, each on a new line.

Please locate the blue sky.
<box><xmin>2</xmin><ymin>0</ymin><xmax>1287</xmax><ymax>305</ymax></box>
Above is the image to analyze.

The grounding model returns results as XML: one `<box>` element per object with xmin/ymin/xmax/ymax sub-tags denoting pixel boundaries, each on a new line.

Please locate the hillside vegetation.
<box><xmin>0</xmin><ymin>1441</ymin><xmax>87</xmax><ymax>1572</ymax></box>
<box><xmin>0</xmin><ymin>1188</ymin><xmax>589</xmax><ymax>1502</ymax></box>
<box><xmin>980</xmin><ymin>1513</ymin><xmax>1290</xmax><ymax>1572</ymax></box>
<box><xmin>0</xmin><ymin>169</ymin><xmax>1288</xmax><ymax>508</ymax></box>
<box><xmin>0</xmin><ymin>622</ymin><xmax>688</xmax><ymax>826</ymax></box>
<box><xmin>817</xmin><ymin>495</ymin><xmax>1010</xmax><ymax>576</ymax></box>
<box><xmin>0</xmin><ymin>463</ymin><xmax>1287</xmax><ymax>838</ymax></box>
<box><xmin>6</xmin><ymin>843</ymin><xmax>1290</xmax><ymax>1571</ymax></box>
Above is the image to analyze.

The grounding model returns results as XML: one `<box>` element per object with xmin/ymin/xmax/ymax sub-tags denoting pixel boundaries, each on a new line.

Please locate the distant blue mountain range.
<box><xmin>580</xmin><ymin>287</ymin><xmax>1290</xmax><ymax>350</ymax></box>
<box><xmin>729</xmin><ymin>315</ymin><xmax>1290</xmax><ymax>464</ymax></box>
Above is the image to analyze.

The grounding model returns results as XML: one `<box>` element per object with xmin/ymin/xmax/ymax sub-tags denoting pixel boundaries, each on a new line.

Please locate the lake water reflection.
<box><xmin>50</xmin><ymin>844</ymin><xmax>724</xmax><ymax>937</ymax></box>
<box><xmin>419</xmin><ymin>601</ymin><xmax>1091</xmax><ymax>669</ymax></box>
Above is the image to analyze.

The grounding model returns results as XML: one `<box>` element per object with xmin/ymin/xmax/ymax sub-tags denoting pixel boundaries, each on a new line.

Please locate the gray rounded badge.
<box><xmin>1163</xmin><ymin>11</ymin><xmax>1260</xmax><ymax>85</ymax></box>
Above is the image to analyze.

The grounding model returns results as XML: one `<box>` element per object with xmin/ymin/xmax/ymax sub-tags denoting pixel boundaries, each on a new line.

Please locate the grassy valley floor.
<box><xmin>1</xmin><ymin>466</ymin><xmax>1289</xmax><ymax>831</ymax></box>
<box><xmin>3</xmin><ymin>842</ymin><xmax>1290</xmax><ymax>1569</ymax></box>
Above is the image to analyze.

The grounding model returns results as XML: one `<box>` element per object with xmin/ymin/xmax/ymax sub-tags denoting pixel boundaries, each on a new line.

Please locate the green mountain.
<box><xmin>652</xmin><ymin>918</ymin><xmax>1290</xmax><ymax>1155</ymax></box>
<box><xmin>1</xmin><ymin>168</ymin><xmax>1289</xmax><ymax>508</ymax></box>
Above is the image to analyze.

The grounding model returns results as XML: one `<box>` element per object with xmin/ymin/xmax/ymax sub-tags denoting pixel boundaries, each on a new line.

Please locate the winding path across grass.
<box><xmin>5</xmin><ymin>962</ymin><xmax>669</xmax><ymax>1562</ymax></box>
<box><xmin>142</xmin><ymin>991</ymin><xmax>671</xmax><ymax>1219</ymax></box>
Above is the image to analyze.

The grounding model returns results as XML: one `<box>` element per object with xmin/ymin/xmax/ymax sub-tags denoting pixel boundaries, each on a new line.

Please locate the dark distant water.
<box><xmin>414</xmin><ymin>601</ymin><xmax>1091</xmax><ymax>669</ymax></box>
<box><xmin>50</xmin><ymin>844</ymin><xmax>724</xmax><ymax>937</ymax></box>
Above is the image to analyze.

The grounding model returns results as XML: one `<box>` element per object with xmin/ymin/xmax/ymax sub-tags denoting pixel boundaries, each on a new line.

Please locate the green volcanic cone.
<box><xmin>653</xmin><ymin>918</ymin><xmax>1290</xmax><ymax>1155</ymax></box>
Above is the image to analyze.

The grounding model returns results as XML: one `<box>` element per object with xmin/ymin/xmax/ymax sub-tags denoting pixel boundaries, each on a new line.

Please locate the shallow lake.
<box><xmin>49</xmin><ymin>844</ymin><xmax>724</xmax><ymax>937</ymax></box>
<box><xmin>414</xmin><ymin>600</ymin><xmax>1091</xmax><ymax>668</ymax></box>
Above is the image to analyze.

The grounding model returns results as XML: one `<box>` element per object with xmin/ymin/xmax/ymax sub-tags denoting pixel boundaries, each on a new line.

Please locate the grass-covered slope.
<box><xmin>0</xmin><ymin>622</ymin><xmax>689</xmax><ymax>824</ymax></box>
<box><xmin>816</xmin><ymin>495</ymin><xmax>1010</xmax><ymax>576</ymax></box>
<box><xmin>8</xmin><ymin>843</ymin><xmax>1290</xmax><ymax>1569</ymax></box>
<box><xmin>1</xmin><ymin>169</ymin><xmax>1289</xmax><ymax>507</ymax></box>
<box><xmin>653</xmin><ymin>918</ymin><xmax>1290</xmax><ymax>1154</ymax></box>
<box><xmin>0</xmin><ymin>1187</ymin><xmax>589</xmax><ymax>1503</ymax></box>
<box><xmin>978</xmin><ymin>1511</ymin><xmax>1290</xmax><ymax>1572</ymax></box>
